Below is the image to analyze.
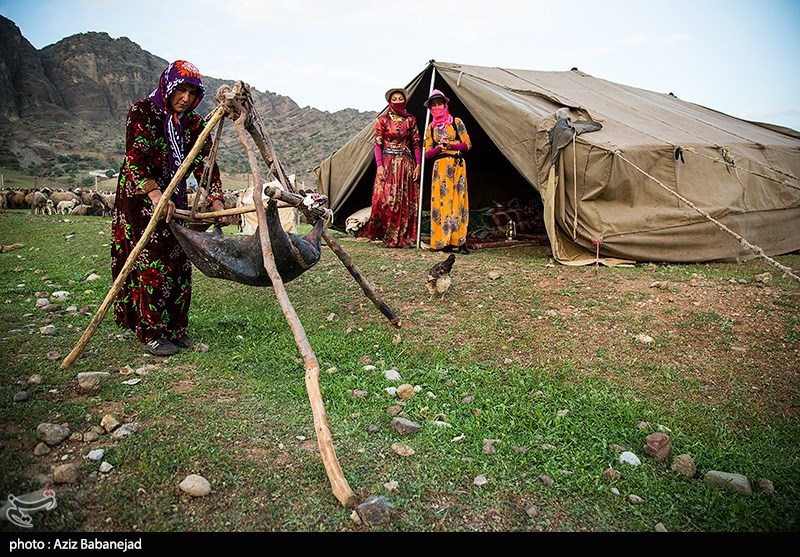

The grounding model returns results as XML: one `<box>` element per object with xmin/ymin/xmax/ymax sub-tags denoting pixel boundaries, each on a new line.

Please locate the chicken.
<box><xmin>426</xmin><ymin>254</ymin><xmax>456</xmax><ymax>301</ymax></box>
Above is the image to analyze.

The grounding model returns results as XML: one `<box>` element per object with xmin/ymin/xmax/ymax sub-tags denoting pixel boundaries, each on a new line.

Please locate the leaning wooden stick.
<box><xmin>60</xmin><ymin>104</ymin><xmax>227</xmax><ymax>370</ymax></box>
<box><xmin>232</xmin><ymin>102</ymin><xmax>357</xmax><ymax>509</ymax></box>
<box><xmin>263</xmin><ymin>185</ymin><xmax>401</xmax><ymax>328</ymax></box>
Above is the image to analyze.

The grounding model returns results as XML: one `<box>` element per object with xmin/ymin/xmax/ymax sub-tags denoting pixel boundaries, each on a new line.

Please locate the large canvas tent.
<box><xmin>314</xmin><ymin>60</ymin><xmax>800</xmax><ymax>264</ymax></box>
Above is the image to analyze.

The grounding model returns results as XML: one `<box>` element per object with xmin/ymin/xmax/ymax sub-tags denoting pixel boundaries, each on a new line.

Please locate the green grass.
<box><xmin>0</xmin><ymin>210</ymin><xmax>798</xmax><ymax>533</ymax></box>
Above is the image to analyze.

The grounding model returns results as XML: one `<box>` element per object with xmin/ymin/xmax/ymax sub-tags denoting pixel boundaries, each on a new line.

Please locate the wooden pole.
<box><xmin>235</xmin><ymin>114</ymin><xmax>357</xmax><ymax>509</ymax></box>
<box><xmin>60</xmin><ymin>105</ymin><xmax>227</xmax><ymax>370</ymax></box>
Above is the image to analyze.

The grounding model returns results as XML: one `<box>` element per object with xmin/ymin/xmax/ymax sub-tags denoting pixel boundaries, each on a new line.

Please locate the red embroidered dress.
<box><xmin>111</xmin><ymin>88</ymin><xmax>223</xmax><ymax>344</ymax></box>
<box><xmin>361</xmin><ymin>111</ymin><xmax>421</xmax><ymax>247</ymax></box>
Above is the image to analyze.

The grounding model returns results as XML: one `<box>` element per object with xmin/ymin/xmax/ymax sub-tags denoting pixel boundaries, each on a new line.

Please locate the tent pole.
<box><xmin>416</xmin><ymin>65</ymin><xmax>436</xmax><ymax>249</ymax></box>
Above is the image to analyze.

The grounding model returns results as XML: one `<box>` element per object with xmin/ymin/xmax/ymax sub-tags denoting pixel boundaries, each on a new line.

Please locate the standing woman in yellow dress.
<box><xmin>423</xmin><ymin>89</ymin><xmax>472</xmax><ymax>254</ymax></box>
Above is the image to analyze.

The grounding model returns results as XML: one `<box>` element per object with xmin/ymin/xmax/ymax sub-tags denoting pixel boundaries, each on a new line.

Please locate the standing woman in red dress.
<box><xmin>360</xmin><ymin>87</ymin><xmax>422</xmax><ymax>248</ymax></box>
<box><xmin>111</xmin><ymin>60</ymin><xmax>229</xmax><ymax>356</ymax></box>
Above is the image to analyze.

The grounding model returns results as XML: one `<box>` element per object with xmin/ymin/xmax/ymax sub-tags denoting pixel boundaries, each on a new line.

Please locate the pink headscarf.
<box><xmin>427</xmin><ymin>89</ymin><xmax>453</xmax><ymax>129</ymax></box>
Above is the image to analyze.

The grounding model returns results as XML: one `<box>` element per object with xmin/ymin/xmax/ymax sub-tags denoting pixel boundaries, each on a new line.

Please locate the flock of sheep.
<box><xmin>0</xmin><ymin>187</ymin><xmax>241</xmax><ymax>219</ymax></box>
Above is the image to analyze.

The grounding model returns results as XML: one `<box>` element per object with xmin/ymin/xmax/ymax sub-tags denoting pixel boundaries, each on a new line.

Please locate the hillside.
<box><xmin>0</xmin><ymin>15</ymin><xmax>376</xmax><ymax>188</ymax></box>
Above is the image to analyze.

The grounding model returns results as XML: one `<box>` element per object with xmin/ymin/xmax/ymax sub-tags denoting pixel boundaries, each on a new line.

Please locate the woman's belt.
<box><xmin>432</xmin><ymin>151</ymin><xmax>465</xmax><ymax>164</ymax></box>
<box><xmin>382</xmin><ymin>147</ymin><xmax>412</xmax><ymax>157</ymax></box>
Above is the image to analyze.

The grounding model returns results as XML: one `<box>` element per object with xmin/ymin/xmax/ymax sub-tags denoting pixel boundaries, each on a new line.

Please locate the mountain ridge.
<box><xmin>0</xmin><ymin>15</ymin><xmax>376</xmax><ymax>187</ymax></box>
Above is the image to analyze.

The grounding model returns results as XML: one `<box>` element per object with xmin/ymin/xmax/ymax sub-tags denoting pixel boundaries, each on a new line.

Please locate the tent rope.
<box><xmin>190</xmin><ymin>116</ymin><xmax>225</xmax><ymax>220</ymax></box>
<box><xmin>615</xmin><ymin>151</ymin><xmax>800</xmax><ymax>284</ymax></box>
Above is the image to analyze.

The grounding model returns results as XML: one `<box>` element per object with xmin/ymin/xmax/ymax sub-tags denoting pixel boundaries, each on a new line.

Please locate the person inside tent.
<box><xmin>424</xmin><ymin>89</ymin><xmax>472</xmax><ymax>254</ymax></box>
<box><xmin>360</xmin><ymin>87</ymin><xmax>422</xmax><ymax>248</ymax></box>
<box><xmin>111</xmin><ymin>60</ymin><xmax>231</xmax><ymax>357</ymax></box>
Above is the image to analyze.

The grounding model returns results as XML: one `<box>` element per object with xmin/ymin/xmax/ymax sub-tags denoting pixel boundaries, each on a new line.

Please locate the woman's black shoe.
<box><xmin>457</xmin><ymin>245</ymin><xmax>470</xmax><ymax>255</ymax></box>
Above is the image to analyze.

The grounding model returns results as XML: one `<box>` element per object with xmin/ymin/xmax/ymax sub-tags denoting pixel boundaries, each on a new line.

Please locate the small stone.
<box><xmin>363</xmin><ymin>364</ymin><xmax>377</xmax><ymax>372</ymax></box>
<box><xmin>46</xmin><ymin>350</ymin><xmax>61</xmax><ymax>360</ymax></box>
<box><xmin>487</xmin><ymin>270</ymin><xmax>501</xmax><ymax>280</ymax></box>
<box><xmin>539</xmin><ymin>475</ymin><xmax>554</xmax><ymax>486</ymax></box>
<box><xmin>83</xmin><ymin>431</ymin><xmax>100</xmax><ymax>443</ymax></box>
<box><xmin>473</xmin><ymin>474</ymin><xmax>488</xmax><ymax>486</ymax></box>
<box><xmin>671</xmin><ymin>454</ymin><xmax>697</xmax><ymax>478</ymax></box>
<box><xmin>179</xmin><ymin>474</ymin><xmax>211</xmax><ymax>497</ymax></box>
<box><xmin>619</xmin><ymin>451</ymin><xmax>641</xmax><ymax>466</ymax></box>
<box><xmin>386</xmin><ymin>405</ymin><xmax>402</xmax><ymax>416</ymax></box>
<box><xmin>111</xmin><ymin>423</ymin><xmax>138</xmax><ymax>439</ymax></box>
<box><xmin>39</xmin><ymin>324</ymin><xmax>56</xmax><ymax>335</ymax></box>
<box><xmin>367</xmin><ymin>424</ymin><xmax>380</xmax><ymax>434</ymax></box>
<box><xmin>85</xmin><ymin>273</ymin><xmax>101</xmax><ymax>281</ymax></box>
<box><xmin>77</xmin><ymin>372</ymin><xmax>109</xmax><ymax>391</ymax></box>
<box><xmin>356</xmin><ymin>496</ymin><xmax>393</xmax><ymax>526</ymax></box>
<box><xmin>37</xmin><ymin>423</ymin><xmax>71</xmax><ymax>446</ymax></box>
<box><xmin>384</xmin><ymin>369</ymin><xmax>402</xmax><ymax>381</ymax></box>
<box><xmin>28</xmin><ymin>374</ymin><xmax>43</xmax><ymax>385</ymax></box>
<box><xmin>603</xmin><ymin>467</ymin><xmax>622</xmax><ymax>481</ymax></box>
<box><xmin>87</xmin><ymin>449</ymin><xmax>105</xmax><ymax>461</ymax></box>
<box><xmin>100</xmin><ymin>414</ymin><xmax>120</xmax><ymax>433</ymax></box>
<box><xmin>755</xmin><ymin>478</ymin><xmax>775</xmax><ymax>495</ymax></box>
<box><xmin>634</xmin><ymin>333</ymin><xmax>654</xmax><ymax>344</ymax></box>
<box><xmin>704</xmin><ymin>470</ymin><xmax>753</xmax><ymax>496</ymax></box>
<box><xmin>610</xmin><ymin>487</ymin><xmax>620</xmax><ymax>496</ymax></box>
<box><xmin>351</xmin><ymin>389</ymin><xmax>369</xmax><ymax>398</ymax></box>
<box><xmin>99</xmin><ymin>461</ymin><xmax>113</xmax><ymax>474</ymax></box>
<box><xmin>643</xmin><ymin>432</ymin><xmax>671</xmax><ymax>460</ymax></box>
<box><xmin>391</xmin><ymin>443</ymin><xmax>415</xmax><ymax>457</ymax></box>
<box><xmin>654</xmin><ymin>522</ymin><xmax>668</xmax><ymax>532</ymax></box>
<box><xmin>396</xmin><ymin>384</ymin><xmax>415</xmax><ymax>399</ymax></box>
<box><xmin>384</xmin><ymin>387</ymin><xmax>397</xmax><ymax>397</ymax></box>
<box><xmin>33</xmin><ymin>443</ymin><xmax>51</xmax><ymax>456</ymax></box>
<box><xmin>383</xmin><ymin>480</ymin><xmax>399</xmax><ymax>492</ymax></box>
<box><xmin>525</xmin><ymin>504</ymin><xmax>539</xmax><ymax>518</ymax></box>
<box><xmin>69</xmin><ymin>432</ymin><xmax>82</xmax><ymax>442</ymax></box>
<box><xmin>53</xmin><ymin>463</ymin><xmax>80</xmax><ymax>484</ymax></box>
<box><xmin>12</xmin><ymin>391</ymin><xmax>28</xmax><ymax>402</ymax></box>
<box><xmin>390</xmin><ymin>417</ymin><xmax>422</xmax><ymax>436</ymax></box>
<box><xmin>627</xmin><ymin>494</ymin><xmax>645</xmax><ymax>505</ymax></box>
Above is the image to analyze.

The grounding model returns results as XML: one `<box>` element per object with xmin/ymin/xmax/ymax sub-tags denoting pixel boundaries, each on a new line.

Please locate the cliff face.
<box><xmin>0</xmin><ymin>15</ymin><xmax>376</xmax><ymax>184</ymax></box>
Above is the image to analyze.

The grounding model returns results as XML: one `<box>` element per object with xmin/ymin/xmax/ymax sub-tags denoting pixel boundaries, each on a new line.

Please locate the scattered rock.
<box><xmin>643</xmin><ymin>432</ymin><xmax>671</xmax><ymax>460</ymax></box>
<box><xmin>99</xmin><ymin>462</ymin><xmax>113</xmax><ymax>474</ymax></box>
<box><xmin>386</xmin><ymin>405</ymin><xmax>402</xmax><ymax>416</ymax></box>
<box><xmin>390</xmin><ymin>443</ymin><xmax>415</xmax><ymax>457</ymax></box>
<box><xmin>363</xmin><ymin>365</ymin><xmax>377</xmax><ymax>372</ymax></box>
<box><xmin>753</xmin><ymin>272</ymin><xmax>772</xmax><ymax>284</ymax></box>
<box><xmin>100</xmin><ymin>415</ymin><xmax>120</xmax><ymax>433</ymax></box>
<box><xmin>33</xmin><ymin>443</ymin><xmax>51</xmax><ymax>456</ymax></box>
<box><xmin>704</xmin><ymin>470</ymin><xmax>752</xmax><ymax>496</ymax></box>
<box><xmin>367</xmin><ymin>424</ymin><xmax>380</xmax><ymax>434</ymax></box>
<box><xmin>12</xmin><ymin>391</ymin><xmax>28</xmax><ymax>402</ymax></box>
<box><xmin>473</xmin><ymin>475</ymin><xmax>488</xmax><ymax>486</ymax></box>
<box><xmin>77</xmin><ymin>372</ymin><xmax>110</xmax><ymax>391</ymax></box>
<box><xmin>755</xmin><ymin>478</ymin><xmax>774</xmax><ymax>495</ymax></box>
<box><xmin>487</xmin><ymin>270</ymin><xmax>502</xmax><ymax>280</ymax></box>
<box><xmin>627</xmin><ymin>494</ymin><xmax>645</xmax><ymax>505</ymax></box>
<box><xmin>525</xmin><ymin>504</ymin><xmax>539</xmax><ymax>518</ymax></box>
<box><xmin>671</xmin><ymin>454</ymin><xmax>697</xmax><ymax>478</ymax></box>
<box><xmin>37</xmin><ymin>423</ymin><xmax>70</xmax><ymax>446</ymax></box>
<box><xmin>603</xmin><ymin>467</ymin><xmax>622</xmax><ymax>481</ymax></box>
<box><xmin>619</xmin><ymin>451</ymin><xmax>641</xmax><ymax>466</ymax></box>
<box><xmin>384</xmin><ymin>387</ymin><xmax>397</xmax><ymax>397</ymax></box>
<box><xmin>83</xmin><ymin>431</ymin><xmax>100</xmax><ymax>443</ymax></box>
<box><xmin>390</xmin><ymin>417</ymin><xmax>422</xmax><ymax>436</ymax></box>
<box><xmin>384</xmin><ymin>369</ymin><xmax>402</xmax><ymax>381</ymax></box>
<box><xmin>111</xmin><ymin>423</ymin><xmax>139</xmax><ymax>439</ymax></box>
<box><xmin>634</xmin><ymin>333</ymin><xmax>655</xmax><ymax>344</ymax></box>
<box><xmin>46</xmin><ymin>350</ymin><xmax>61</xmax><ymax>361</ymax></box>
<box><xmin>179</xmin><ymin>474</ymin><xmax>211</xmax><ymax>497</ymax></box>
<box><xmin>538</xmin><ymin>475</ymin><xmax>554</xmax><ymax>486</ymax></box>
<box><xmin>39</xmin><ymin>324</ymin><xmax>56</xmax><ymax>335</ymax></box>
<box><xmin>610</xmin><ymin>487</ymin><xmax>620</xmax><ymax>496</ymax></box>
<box><xmin>51</xmin><ymin>291</ymin><xmax>70</xmax><ymax>299</ymax></box>
<box><xmin>351</xmin><ymin>389</ymin><xmax>369</xmax><ymax>398</ymax></box>
<box><xmin>28</xmin><ymin>374</ymin><xmax>43</xmax><ymax>385</ymax></box>
<box><xmin>396</xmin><ymin>384</ymin><xmax>415</xmax><ymax>399</ymax></box>
<box><xmin>69</xmin><ymin>432</ymin><xmax>82</xmax><ymax>442</ymax></box>
<box><xmin>52</xmin><ymin>463</ymin><xmax>80</xmax><ymax>484</ymax></box>
<box><xmin>383</xmin><ymin>480</ymin><xmax>398</xmax><ymax>492</ymax></box>
<box><xmin>461</xmin><ymin>395</ymin><xmax>475</xmax><ymax>404</ymax></box>
<box><xmin>85</xmin><ymin>273</ymin><xmax>101</xmax><ymax>281</ymax></box>
<box><xmin>86</xmin><ymin>449</ymin><xmax>105</xmax><ymax>461</ymax></box>
<box><xmin>654</xmin><ymin>522</ymin><xmax>668</xmax><ymax>532</ymax></box>
<box><xmin>356</xmin><ymin>496</ymin><xmax>392</xmax><ymax>526</ymax></box>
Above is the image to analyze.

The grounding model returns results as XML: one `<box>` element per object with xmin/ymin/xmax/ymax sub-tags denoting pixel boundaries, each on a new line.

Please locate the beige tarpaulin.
<box><xmin>316</xmin><ymin>61</ymin><xmax>800</xmax><ymax>264</ymax></box>
<box><xmin>238</xmin><ymin>176</ymin><xmax>299</xmax><ymax>235</ymax></box>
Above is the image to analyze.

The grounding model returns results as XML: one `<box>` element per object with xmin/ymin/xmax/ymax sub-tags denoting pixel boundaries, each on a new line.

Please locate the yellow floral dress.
<box><xmin>424</xmin><ymin>117</ymin><xmax>471</xmax><ymax>250</ymax></box>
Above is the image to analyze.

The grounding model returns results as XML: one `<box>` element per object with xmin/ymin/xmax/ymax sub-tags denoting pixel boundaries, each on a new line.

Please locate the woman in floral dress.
<box><xmin>360</xmin><ymin>87</ymin><xmax>422</xmax><ymax>248</ymax></box>
<box><xmin>111</xmin><ymin>60</ymin><xmax>228</xmax><ymax>356</ymax></box>
<box><xmin>424</xmin><ymin>89</ymin><xmax>472</xmax><ymax>254</ymax></box>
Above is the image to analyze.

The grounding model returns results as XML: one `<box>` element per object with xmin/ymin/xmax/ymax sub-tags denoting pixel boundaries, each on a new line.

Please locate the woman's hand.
<box><xmin>413</xmin><ymin>164</ymin><xmax>420</xmax><ymax>181</ymax></box>
<box><xmin>376</xmin><ymin>165</ymin><xmax>385</xmax><ymax>182</ymax></box>
<box><xmin>148</xmin><ymin>189</ymin><xmax>174</xmax><ymax>222</ymax></box>
<box><xmin>439</xmin><ymin>137</ymin><xmax>451</xmax><ymax>149</ymax></box>
<box><xmin>212</xmin><ymin>199</ymin><xmax>233</xmax><ymax>226</ymax></box>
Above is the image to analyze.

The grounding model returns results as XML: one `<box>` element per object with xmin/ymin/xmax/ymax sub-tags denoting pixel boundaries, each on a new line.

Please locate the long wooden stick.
<box><xmin>235</xmin><ymin>108</ymin><xmax>357</xmax><ymax>509</ymax></box>
<box><xmin>60</xmin><ymin>105</ymin><xmax>226</xmax><ymax>370</ymax></box>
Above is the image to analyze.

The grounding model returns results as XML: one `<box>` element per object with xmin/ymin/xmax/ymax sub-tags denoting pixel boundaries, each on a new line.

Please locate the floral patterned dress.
<box><xmin>111</xmin><ymin>99</ymin><xmax>223</xmax><ymax>343</ymax></box>
<box><xmin>425</xmin><ymin>117</ymin><xmax>472</xmax><ymax>250</ymax></box>
<box><xmin>361</xmin><ymin>112</ymin><xmax>421</xmax><ymax>247</ymax></box>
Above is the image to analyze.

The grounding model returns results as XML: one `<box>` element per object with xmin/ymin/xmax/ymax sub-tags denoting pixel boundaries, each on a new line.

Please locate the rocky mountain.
<box><xmin>0</xmin><ymin>15</ymin><xmax>376</xmax><ymax>187</ymax></box>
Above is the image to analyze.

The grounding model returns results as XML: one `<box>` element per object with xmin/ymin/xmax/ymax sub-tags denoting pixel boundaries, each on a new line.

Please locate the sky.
<box><xmin>1</xmin><ymin>0</ymin><xmax>799</xmax><ymax>130</ymax></box>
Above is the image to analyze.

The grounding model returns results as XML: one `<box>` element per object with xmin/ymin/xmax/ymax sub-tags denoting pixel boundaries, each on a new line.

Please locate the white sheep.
<box><xmin>57</xmin><ymin>198</ymin><xmax>79</xmax><ymax>214</ymax></box>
